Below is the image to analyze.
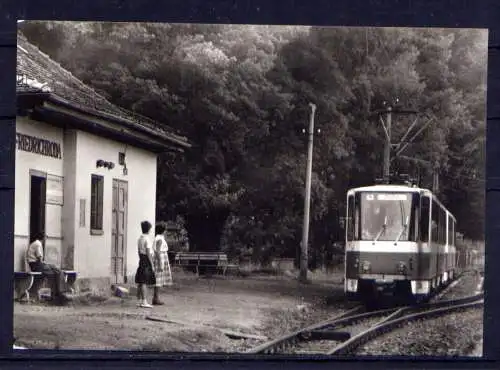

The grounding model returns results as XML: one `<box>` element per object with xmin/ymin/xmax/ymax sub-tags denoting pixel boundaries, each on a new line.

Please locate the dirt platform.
<box><xmin>14</xmin><ymin>271</ymin><xmax>348</xmax><ymax>352</ymax></box>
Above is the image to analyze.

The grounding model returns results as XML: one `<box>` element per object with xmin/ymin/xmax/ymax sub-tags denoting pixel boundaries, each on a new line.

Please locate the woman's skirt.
<box><xmin>154</xmin><ymin>250</ymin><xmax>170</xmax><ymax>287</ymax></box>
<box><xmin>135</xmin><ymin>254</ymin><xmax>156</xmax><ymax>285</ymax></box>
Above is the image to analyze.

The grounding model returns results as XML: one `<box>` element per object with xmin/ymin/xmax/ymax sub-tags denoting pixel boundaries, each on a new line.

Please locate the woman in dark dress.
<box><xmin>135</xmin><ymin>220</ymin><xmax>156</xmax><ymax>308</ymax></box>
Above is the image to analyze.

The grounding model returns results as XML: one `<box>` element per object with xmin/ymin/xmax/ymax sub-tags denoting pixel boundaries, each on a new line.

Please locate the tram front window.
<box><xmin>359</xmin><ymin>192</ymin><xmax>414</xmax><ymax>242</ymax></box>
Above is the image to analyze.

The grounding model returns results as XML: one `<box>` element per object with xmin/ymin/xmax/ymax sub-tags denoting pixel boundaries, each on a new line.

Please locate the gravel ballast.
<box><xmin>437</xmin><ymin>271</ymin><xmax>483</xmax><ymax>301</ymax></box>
<box><xmin>355</xmin><ymin>307</ymin><xmax>483</xmax><ymax>357</ymax></box>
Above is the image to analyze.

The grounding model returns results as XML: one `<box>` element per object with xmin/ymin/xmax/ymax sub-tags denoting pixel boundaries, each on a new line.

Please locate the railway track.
<box><xmin>246</xmin><ymin>293</ymin><xmax>483</xmax><ymax>355</ymax></box>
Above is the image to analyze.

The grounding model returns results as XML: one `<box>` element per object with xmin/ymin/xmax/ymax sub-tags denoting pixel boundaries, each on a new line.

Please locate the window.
<box><xmin>430</xmin><ymin>200</ymin><xmax>448</xmax><ymax>245</ymax></box>
<box><xmin>439</xmin><ymin>207</ymin><xmax>446</xmax><ymax>244</ymax></box>
<box><xmin>431</xmin><ymin>200</ymin><xmax>439</xmax><ymax>243</ymax></box>
<box><xmin>454</xmin><ymin>221</ymin><xmax>456</xmax><ymax>245</ymax></box>
<box><xmin>420</xmin><ymin>195</ymin><xmax>430</xmax><ymax>242</ymax></box>
<box><xmin>411</xmin><ymin>194</ymin><xmax>419</xmax><ymax>241</ymax></box>
<box><xmin>447</xmin><ymin>215</ymin><xmax>453</xmax><ymax>245</ymax></box>
<box><xmin>90</xmin><ymin>174</ymin><xmax>104</xmax><ymax>234</ymax></box>
<box><xmin>451</xmin><ymin>219</ymin><xmax>455</xmax><ymax>246</ymax></box>
<box><xmin>346</xmin><ymin>195</ymin><xmax>355</xmax><ymax>241</ymax></box>
<box><xmin>358</xmin><ymin>192</ymin><xmax>414</xmax><ymax>242</ymax></box>
<box><xmin>354</xmin><ymin>193</ymin><xmax>361</xmax><ymax>240</ymax></box>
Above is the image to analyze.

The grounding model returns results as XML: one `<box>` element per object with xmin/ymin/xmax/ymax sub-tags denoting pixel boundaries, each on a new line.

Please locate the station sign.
<box><xmin>46</xmin><ymin>174</ymin><xmax>64</xmax><ymax>206</ymax></box>
<box><xmin>16</xmin><ymin>133</ymin><xmax>62</xmax><ymax>159</ymax></box>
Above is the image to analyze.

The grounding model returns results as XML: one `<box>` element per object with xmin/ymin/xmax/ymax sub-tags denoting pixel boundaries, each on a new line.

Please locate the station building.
<box><xmin>15</xmin><ymin>33</ymin><xmax>190</xmax><ymax>288</ymax></box>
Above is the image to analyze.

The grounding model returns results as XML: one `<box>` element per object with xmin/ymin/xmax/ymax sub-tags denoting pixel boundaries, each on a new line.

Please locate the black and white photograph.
<box><xmin>13</xmin><ymin>20</ymin><xmax>486</xmax><ymax>357</ymax></box>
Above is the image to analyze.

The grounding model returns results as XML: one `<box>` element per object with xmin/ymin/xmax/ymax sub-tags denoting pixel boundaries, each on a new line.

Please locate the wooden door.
<box><xmin>111</xmin><ymin>179</ymin><xmax>128</xmax><ymax>284</ymax></box>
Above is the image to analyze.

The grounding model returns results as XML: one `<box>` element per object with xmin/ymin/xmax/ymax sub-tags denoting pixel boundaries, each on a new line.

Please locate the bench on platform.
<box><xmin>62</xmin><ymin>270</ymin><xmax>78</xmax><ymax>293</ymax></box>
<box><xmin>13</xmin><ymin>269</ymin><xmax>78</xmax><ymax>302</ymax></box>
<box><xmin>174</xmin><ymin>252</ymin><xmax>229</xmax><ymax>276</ymax></box>
<box><xmin>13</xmin><ymin>271</ymin><xmax>43</xmax><ymax>302</ymax></box>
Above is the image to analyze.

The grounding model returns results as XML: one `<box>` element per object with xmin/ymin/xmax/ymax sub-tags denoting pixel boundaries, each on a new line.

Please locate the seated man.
<box><xmin>26</xmin><ymin>232</ymin><xmax>69</xmax><ymax>305</ymax></box>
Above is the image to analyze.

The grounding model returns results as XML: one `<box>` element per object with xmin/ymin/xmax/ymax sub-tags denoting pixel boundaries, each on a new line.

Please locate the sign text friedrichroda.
<box><xmin>16</xmin><ymin>133</ymin><xmax>62</xmax><ymax>159</ymax></box>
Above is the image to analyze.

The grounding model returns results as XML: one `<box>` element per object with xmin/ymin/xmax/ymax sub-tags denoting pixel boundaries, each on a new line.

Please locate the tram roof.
<box><xmin>348</xmin><ymin>184</ymin><xmax>429</xmax><ymax>193</ymax></box>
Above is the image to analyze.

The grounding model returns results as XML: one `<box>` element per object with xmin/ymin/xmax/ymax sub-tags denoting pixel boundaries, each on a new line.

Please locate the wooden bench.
<box><xmin>175</xmin><ymin>252</ymin><xmax>229</xmax><ymax>276</ymax></box>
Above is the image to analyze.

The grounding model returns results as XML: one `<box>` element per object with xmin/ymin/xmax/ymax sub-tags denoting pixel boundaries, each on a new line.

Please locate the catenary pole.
<box><xmin>300</xmin><ymin>103</ymin><xmax>317</xmax><ymax>283</ymax></box>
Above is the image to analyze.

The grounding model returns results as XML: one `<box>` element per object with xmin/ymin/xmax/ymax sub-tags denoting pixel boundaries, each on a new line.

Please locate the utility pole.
<box><xmin>375</xmin><ymin>101</ymin><xmax>434</xmax><ymax>185</ymax></box>
<box><xmin>300</xmin><ymin>102</ymin><xmax>317</xmax><ymax>284</ymax></box>
<box><xmin>383</xmin><ymin>106</ymin><xmax>392</xmax><ymax>183</ymax></box>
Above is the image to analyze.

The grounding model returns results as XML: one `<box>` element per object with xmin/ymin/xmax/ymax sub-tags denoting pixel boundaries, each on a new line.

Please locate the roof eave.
<box><xmin>35</xmin><ymin>102</ymin><xmax>185</xmax><ymax>154</ymax></box>
<box><xmin>16</xmin><ymin>90</ymin><xmax>51</xmax><ymax>115</ymax></box>
<box><xmin>46</xmin><ymin>93</ymin><xmax>192</xmax><ymax>151</ymax></box>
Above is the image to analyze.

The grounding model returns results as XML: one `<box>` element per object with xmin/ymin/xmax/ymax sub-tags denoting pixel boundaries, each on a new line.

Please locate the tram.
<box><xmin>343</xmin><ymin>183</ymin><xmax>457</xmax><ymax>303</ymax></box>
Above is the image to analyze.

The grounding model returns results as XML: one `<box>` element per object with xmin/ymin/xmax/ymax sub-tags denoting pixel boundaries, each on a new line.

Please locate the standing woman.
<box><xmin>152</xmin><ymin>222</ymin><xmax>169</xmax><ymax>305</ymax></box>
<box><xmin>135</xmin><ymin>220</ymin><xmax>156</xmax><ymax>308</ymax></box>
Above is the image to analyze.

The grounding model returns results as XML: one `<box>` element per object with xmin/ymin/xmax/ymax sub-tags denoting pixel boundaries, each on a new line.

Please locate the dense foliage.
<box><xmin>20</xmin><ymin>22</ymin><xmax>487</xmax><ymax>265</ymax></box>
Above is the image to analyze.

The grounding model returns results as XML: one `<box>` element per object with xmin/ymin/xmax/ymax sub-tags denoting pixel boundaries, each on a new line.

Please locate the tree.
<box><xmin>20</xmin><ymin>22</ymin><xmax>487</xmax><ymax>262</ymax></box>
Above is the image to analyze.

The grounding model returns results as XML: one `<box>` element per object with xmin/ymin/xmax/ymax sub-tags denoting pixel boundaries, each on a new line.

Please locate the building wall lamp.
<box><xmin>119</xmin><ymin>152</ymin><xmax>128</xmax><ymax>176</ymax></box>
<box><xmin>96</xmin><ymin>159</ymin><xmax>115</xmax><ymax>170</ymax></box>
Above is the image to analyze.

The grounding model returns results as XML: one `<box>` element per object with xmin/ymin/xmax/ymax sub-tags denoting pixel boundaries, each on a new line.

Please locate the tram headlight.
<box><xmin>361</xmin><ymin>261</ymin><xmax>371</xmax><ymax>273</ymax></box>
<box><xmin>397</xmin><ymin>261</ymin><xmax>407</xmax><ymax>274</ymax></box>
<box><xmin>346</xmin><ymin>279</ymin><xmax>358</xmax><ymax>292</ymax></box>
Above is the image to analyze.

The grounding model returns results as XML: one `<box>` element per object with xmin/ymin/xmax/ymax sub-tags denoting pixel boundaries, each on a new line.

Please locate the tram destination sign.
<box><xmin>16</xmin><ymin>133</ymin><xmax>62</xmax><ymax>159</ymax></box>
<box><xmin>365</xmin><ymin>193</ymin><xmax>409</xmax><ymax>201</ymax></box>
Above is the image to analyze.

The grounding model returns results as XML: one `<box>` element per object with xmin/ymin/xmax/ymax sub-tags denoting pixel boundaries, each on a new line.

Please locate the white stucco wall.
<box><xmin>15</xmin><ymin>115</ymin><xmax>159</xmax><ymax>283</ymax></box>
<box><xmin>14</xmin><ymin>116</ymin><xmax>64</xmax><ymax>271</ymax></box>
<box><xmin>61</xmin><ymin>129</ymin><xmax>77</xmax><ymax>270</ymax></box>
<box><xmin>72</xmin><ymin>130</ymin><xmax>158</xmax><ymax>280</ymax></box>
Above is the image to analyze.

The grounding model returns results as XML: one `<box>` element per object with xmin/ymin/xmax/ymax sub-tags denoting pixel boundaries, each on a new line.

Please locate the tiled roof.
<box><xmin>16</xmin><ymin>32</ymin><xmax>189</xmax><ymax>149</ymax></box>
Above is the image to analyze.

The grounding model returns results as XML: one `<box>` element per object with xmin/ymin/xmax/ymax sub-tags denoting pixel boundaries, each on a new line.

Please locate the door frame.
<box><xmin>111</xmin><ymin>178</ymin><xmax>129</xmax><ymax>284</ymax></box>
<box><xmin>28</xmin><ymin>169</ymin><xmax>47</xmax><ymax>249</ymax></box>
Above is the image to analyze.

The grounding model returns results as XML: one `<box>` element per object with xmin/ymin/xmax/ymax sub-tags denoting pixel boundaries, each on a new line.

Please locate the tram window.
<box><xmin>450</xmin><ymin>219</ymin><xmax>455</xmax><ymax>245</ymax></box>
<box><xmin>347</xmin><ymin>195</ymin><xmax>354</xmax><ymax>241</ymax></box>
<box><xmin>420</xmin><ymin>196</ymin><xmax>430</xmax><ymax>242</ymax></box>
<box><xmin>354</xmin><ymin>193</ymin><xmax>361</xmax><ymax>240</ymax></box>
<box><xmin>437</xmin><ymin>209</ymin><xmax>441</xmax><ymax>243</ymax></box>
<box><xmin>447</xmin><ymin>216</ymin><xmax>452</xmax><ymax>245</ymax></box>
<box><xmin>452</xmin><ymin>220</ymin><xmax>455</xmax><ymax>246</ymax></box>
<box><xmin>439</xmin><ymin>208</ymin><xmax>446</xmax><ymax>244</ymax></box>
<box><xmin>431</xmin><ymin>200</ymin><xmax>439</xmax><ymax>243</ymax></box>
<box><xmin>411</xmin><ymin>194</ymin><xmax>419</xmax><ymax>241</ymax></box>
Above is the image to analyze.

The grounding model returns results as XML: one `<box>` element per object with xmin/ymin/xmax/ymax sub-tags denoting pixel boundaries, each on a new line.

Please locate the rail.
<box><xmin>246</xmin><ymin>293</ymin><xmax>484</xmax><ymax>355</ymax></box>
<box><xmin>327</xmin><ymin>295</ymin><xmax>483</xmax><ymax>356</ymax></box>
<box><xmin>246</xmin><ymin>305</ymin><xmax>365</xmax><ymax>354</ymax></box>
